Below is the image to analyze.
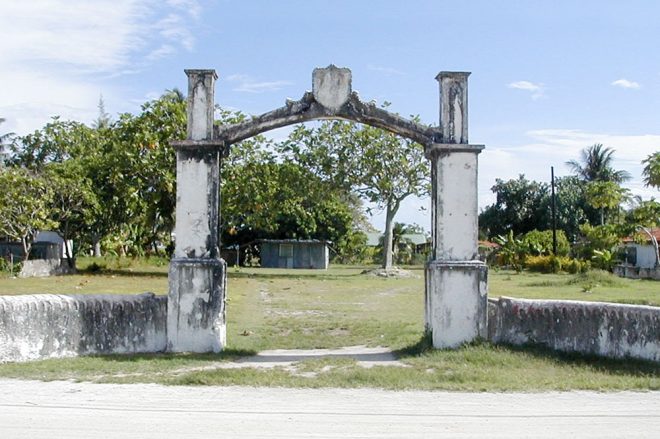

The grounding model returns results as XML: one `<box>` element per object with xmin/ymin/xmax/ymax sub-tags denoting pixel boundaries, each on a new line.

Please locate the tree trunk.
<box><xmin>92</xmin><ymin>234</ymin><xmax>102</xmax><ymax>257</ymax></box>
<box><xmin>21</xmin><ymin>236</ymin><xmax>31</xmax><ymax>262</ymax></box>
<box><xmin>382</xmin><ymin>201</ymin><xmax>399</xmax><ymax>270</ymax></box>
<box><xmin>63</xmin><ymin>238</ymin><xmax>75</xmax><ymax>269</ymax></box>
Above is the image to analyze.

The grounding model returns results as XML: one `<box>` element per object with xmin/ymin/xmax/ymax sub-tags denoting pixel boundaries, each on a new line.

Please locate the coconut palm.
<box><xmin>642</xmin><ymin>152</ymin><xmax>660</xmax><ymax>189</ymax></box>
<box><xmin>566</xmin><ymin>143</ymin><xmax>631</xmax><ymax>183</ymax></box>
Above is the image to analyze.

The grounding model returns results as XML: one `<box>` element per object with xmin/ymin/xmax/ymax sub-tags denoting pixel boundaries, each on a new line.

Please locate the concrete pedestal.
<box><xmin>425</xmin><ymin>260</ymin><xmax>488</xmax><ymax>348</ymax></box>
<box><xmin>167</xmin><ymin>258</ymin><xmax>226</xmax><ymax>352</ymax></box>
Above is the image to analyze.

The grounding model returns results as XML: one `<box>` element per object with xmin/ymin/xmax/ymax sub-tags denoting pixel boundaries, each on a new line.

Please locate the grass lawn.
<box><xmin>0</xmin><ymin>258</ymin><xmax>658</xmax><ymax>390</ymax></box>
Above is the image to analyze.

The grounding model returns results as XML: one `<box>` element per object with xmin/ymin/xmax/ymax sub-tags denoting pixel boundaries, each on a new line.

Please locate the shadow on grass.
<box><xmin>227</xmin><ymin>271</ymin><xmax>363</xmax><ymax>281</ymax></box>
<box><xmin>395</xmin><ymin>334</ymin><xmax>660</xmax><ymax>377</ymax></box>
<box><xmin>87</xmin><ymin>348</ymin><xmax>258</xmax><ymax>363</ymax></box>
<box><xmin>80</xmin><ymin>268</ymin><xmax>169</xmax><ymax>278</ymax></box>
<box><xmin>501</xmin><ymin>343</ymin><xmax>660</xmax><ymax>377</ymax></box>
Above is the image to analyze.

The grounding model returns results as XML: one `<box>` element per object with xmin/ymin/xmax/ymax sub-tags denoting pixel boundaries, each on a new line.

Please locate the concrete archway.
<box><xmin>167</xmin><ymin>66</ymin><xmax>487</xmax><ymax>353</ymax></box>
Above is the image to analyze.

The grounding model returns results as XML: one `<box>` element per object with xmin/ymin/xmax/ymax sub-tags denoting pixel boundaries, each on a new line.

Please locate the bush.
<box><xmin>0</xmin><ymin>257</ymin><xmax>21</xmax><ymax>276</ymax></box>
<box><xmin>574</xmin><ymin>224</ymin><xmax>621</xmax><ymax>260</ymax></box>
<box><xmin>521</xmin><ymin>229</ymin><xmax>570</xmax><ymax>256</ymax></box>
<box><xmin>524</xmin><ymin>255</ymin><xmax>590</xmax><ymax>274</ymax></box>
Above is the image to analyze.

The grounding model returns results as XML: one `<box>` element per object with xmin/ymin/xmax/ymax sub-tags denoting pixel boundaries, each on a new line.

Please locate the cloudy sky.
<box><xmin>1</xmin><ymin>0</ymin><xmax>659</xmax><ymax>231</ymax></box>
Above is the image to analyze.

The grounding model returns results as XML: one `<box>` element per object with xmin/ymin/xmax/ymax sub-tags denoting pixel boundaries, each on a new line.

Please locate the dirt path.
<box><xmin>1</xmin><ymin>379</ymin><xmax>658</xmax><ymax>438</ymax></box>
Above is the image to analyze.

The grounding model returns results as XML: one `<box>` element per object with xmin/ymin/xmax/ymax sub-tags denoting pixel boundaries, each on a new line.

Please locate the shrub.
<box><xmin>524</xmin><ymin>255</ymin><xmax>589</xmax><ymax>274</ymax></box>
<box><xmin>574</xmin><ymin>224</ymin><xmax>621</xmax><ymax>260</ymax></box>
<box><xmin>521</xmin><ymin>229</ymin><xmax>570</xmax><ymax>256</ymax></box>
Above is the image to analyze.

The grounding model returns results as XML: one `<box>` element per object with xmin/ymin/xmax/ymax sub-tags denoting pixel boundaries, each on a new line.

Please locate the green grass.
<box><xmin>0</xmin><ymin>259</ymin><xmax>658</xmax><ymax>390</ymax></box>
<box><xmin>490</xmin><ymin>269</ymin><xmax>660</xmax><ymax>306</ymax></box>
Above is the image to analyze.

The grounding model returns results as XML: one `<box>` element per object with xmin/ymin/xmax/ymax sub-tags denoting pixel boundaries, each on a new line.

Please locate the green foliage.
<box><xmin>629</xmin><ymin>199</ymin><xmax>660</xmax><ymax>227</ymax></box>
<box><xmin>44</xmin><ymin>161</ymin><xmax>100</xmax><ymax>267</ymax></box>
<box><xmin>524</xmin><ymin>255</ymin><xmax>589</xmax><ymax>274</ymax></box>
<box><xmin>282</xmin><ymin>119</ymin><xmax>429</xmax><ymax>269</ymax></box>
<box><xmin>585</xmin><ymin>181</ymin><xmax>630</xmax><ymax>225</ymax></box>
<box><xmin>591</xmin><ymin>249</ymin><xmax>615</xmax><ymax>271</ymax></box>
<box><xmin>493</xmin><ymin>231</ymin><xmax>526</xmax><ymax>271</ymax></box>
<box><xmin>222</xmin><ymin>158</ymin><xmax>356</xmax><ymax>249</ymax></box>
<box><xmin>0</xmin><ymin>168</ymin><xmax>56</xmax><ymax>260</ymax></box>
<box><xmin>8</xmin><ymin>117</ymin><xmax>96</xmax><ymax>169</ymax></box>
<box><xmin>333</xmin><ymin>231</ymin><xmax>370</xmax><ymax>264</ymax></box>
<box><xmin>566</xmin><ymin>143</ymin><xmax>631</xmax><ymax>183</ymax></box>
<box><xmin>479</xmin><ymin>175</ymin><xmax>549</xmax><ymax>238</ymax></box>
<box><xmin>574</xmin><ymin>223</ymin><xmax>622</xmax><ymax>261</ymax></box>
<box><xmin>521</xmin><ymin>229</ymin><xmax>570</xmax><ymax>256</ymax></box>
<box><xmin>642</xmin><ymin>152</ymin><xmax>660</xmax><ymax>189</ymax></box>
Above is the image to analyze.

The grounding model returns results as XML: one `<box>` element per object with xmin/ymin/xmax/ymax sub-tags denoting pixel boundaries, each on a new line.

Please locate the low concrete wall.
<box><xmin>0</xmin><ymin>293</ymin><xmax>167</xmax><ymax>363</ymax></box>
<box><xmin>19</xmin><ymin>259</ymin><xmax>76</xmax><ymax>278</ymax></box>
<box><xmin>613</xmin><ymin>264</ymin><xmax>660</xmax><ymax>281</ymax></box>
<box><xmin>488</xmin><ymin>297</ymin><xmax>660</xmax><ymax>362</ymax></box>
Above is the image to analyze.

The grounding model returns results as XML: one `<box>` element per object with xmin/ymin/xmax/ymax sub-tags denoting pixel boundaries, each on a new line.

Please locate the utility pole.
<box><xmin>551</xmin><ymin>166</ymin><xmax>558</xmax><ymax>255</ymax></box>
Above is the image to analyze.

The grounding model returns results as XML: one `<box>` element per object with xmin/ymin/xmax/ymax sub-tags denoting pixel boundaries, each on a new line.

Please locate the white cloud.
<box><xmin>479</xmin><ymin>129</ymin><xmax>660</xmax><ymax>209</ymax></box>
<box><xmin>226</xmin><ymin>74</ymin><xmax>293</xmax><ymax>94</ymax></box>
<box><xmin>507</xmin><ymin>80</ymin><xmax>545</xmax><ymax>100</ymax></box>
<box><xmin>0</xmin><ymin>0</ymin><xmax>201</xmax><ymax>135</ymax></box>
<box><xmin>367</xmin><ymin>64</ymin><xmax>405</xmax><ymax>76</ymax></box>
<box><xmin>611</xmin><ymin>79</ymin><xmax>641</xmax><ymax>89</ymax></box>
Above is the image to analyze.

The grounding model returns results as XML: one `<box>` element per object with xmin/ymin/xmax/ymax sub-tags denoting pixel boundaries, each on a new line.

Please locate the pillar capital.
<box><xmin>436</xmin><ymin>71</ymin><xmax>471</xmax><ymax>144</ymax></box>
<box><xmin>435</xmin><ymin>71</ymin><xmax>471</xmax><ymax>81</ymax></box>
<box><xmin>424</xmin><ymin>143</ymin><xmax>484</xmax><ymax>159</ymax></box>
<box><xmin>185</xmin><ymin>69</ymin><xmax>217</xmax><ymax>141</ymax></box>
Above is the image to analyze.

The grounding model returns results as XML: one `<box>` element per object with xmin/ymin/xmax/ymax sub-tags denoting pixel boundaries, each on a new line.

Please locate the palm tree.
<box><xmin>642</xmin><ymin>152</ymin><xmax>660</xmax><ymax>189</ymax></box>
<box><xmin>566</xmin><ymin>143</ymin><xmax>631</xmax><ymax>183</ymax></box>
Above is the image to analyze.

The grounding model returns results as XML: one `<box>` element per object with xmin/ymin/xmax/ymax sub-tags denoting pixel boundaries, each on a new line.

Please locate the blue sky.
<box><xmin>1</xmin><ymin>0</ymin><xmax>659</xmax><ymax>232</ymax></box>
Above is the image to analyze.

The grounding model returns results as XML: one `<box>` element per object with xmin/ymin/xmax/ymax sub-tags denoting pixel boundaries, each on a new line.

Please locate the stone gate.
<box><xmin>167</xmin><ymin>66</ymin><xmax>488</xmax><ymax>352</ymax></box>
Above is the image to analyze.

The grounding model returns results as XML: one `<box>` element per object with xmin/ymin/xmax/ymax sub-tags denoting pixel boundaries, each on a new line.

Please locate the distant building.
<box><xmin>258</xmin><ymin>239</ymin><xmax>330</xmax><ymax>269</ymax></box>
<box><xmin>614</xmin><ymin>227</ymin><xmax>660</xmax><ymax>280</ymax></box>
<box><xmin>0</xmin><ymin>232</ymin><xmax>72</xmax><ymax>261</ymax></box>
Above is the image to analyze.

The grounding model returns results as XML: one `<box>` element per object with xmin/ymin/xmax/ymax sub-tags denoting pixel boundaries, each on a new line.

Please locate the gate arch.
<box><xmin>167</xmin><ymin>65</ymin><xmax>487</xmax><ymax>353</ymax></box>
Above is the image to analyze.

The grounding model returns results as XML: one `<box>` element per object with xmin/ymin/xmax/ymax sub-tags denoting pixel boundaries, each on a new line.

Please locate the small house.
<box><xmin>614</xmin><ymin>228</ymin><xmax>660</xmax><ymax>280</ymax></box>
<box><xmin>258</xmin><ymin>239</ymin><xmax>330</xmax><ymax>269</ymax></box>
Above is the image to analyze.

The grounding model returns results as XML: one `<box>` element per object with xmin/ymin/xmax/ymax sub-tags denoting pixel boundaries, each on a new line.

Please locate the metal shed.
<box><xmin>258</xmin><ymin>239</ymin><xmax>330</xmax><ymax>269</ymax></box>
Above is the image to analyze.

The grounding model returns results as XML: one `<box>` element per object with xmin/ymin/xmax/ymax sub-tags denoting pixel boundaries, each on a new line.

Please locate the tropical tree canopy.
<box><xmin>642</xmin><ymin>152</ymin><xmax>660</xmax><ymax>189</ymax></box>
<box><xmin>566</xmin><ymin>143</ymin><xmax>631</xmax><ymax>183</ymax></box>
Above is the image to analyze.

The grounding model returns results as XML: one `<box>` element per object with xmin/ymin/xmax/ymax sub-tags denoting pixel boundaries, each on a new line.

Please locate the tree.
<box><xmin>566</xmin><ymin>143</ymin><xmax>631</xmax><ymax>183</ymax></box>
<box><xmin>629</xmin><ymin>199</ymin><xmax>660</xmax><ymax>228</ymax></box>
<box><xmin>221</xmin><ymin>156</ymin><xmax>357</xmax><ymax>249</ymax></box>
<box><xmin>108</xmin><ymin>89</ymin><xmax>187</xmax><ymax>255</ymax></box>
<box><xmin>553</xmin><ymin>176</ymin><xmax>598</xmax><ymax>241</ymax></box>
<box><xmin>585</xmin><ymin>181</ymin><xmax>630</xmax><ymax>225</ymax></box>
<box><xmin>92</xmin><ymin>95</ymin><xmax>111</xmax><ymax>130</ymax></box>
<box><xmin>0</xmin><ymin>168</ymin><xmax>55</xmax><ymax>261</ymax></box>
<box><xmin>8</xmin><ymin>117</ymin><xmax>95</xmax><ymax>169</ymax></box>
<box><xmin>44</xmin><ymin>161</ymin><xmax>99</xmax><ymax>268</ymax></box>
<box><xmin>642</xmin><ymin>152</ymin><xmax>660</xmax><ymax>189</ymax></box>
<box><xmin>282</xmin><ymin>120</ymin><xmax>429</xmax><ymax>269</ymax></box>
<box><xmin>479</xmin><ymin>175</ymin><xmax>550</xmax><ymax>237</ymax></box>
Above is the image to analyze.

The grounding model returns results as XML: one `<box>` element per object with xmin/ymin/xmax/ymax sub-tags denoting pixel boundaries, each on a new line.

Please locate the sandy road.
<box><xmin>0</xmin><ymin>379</ymin><xmax>658</xmax><ymax>438</ymax></box>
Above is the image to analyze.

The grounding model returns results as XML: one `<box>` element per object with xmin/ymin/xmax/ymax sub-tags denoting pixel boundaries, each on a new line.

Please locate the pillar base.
<box><xmin>425</xmin><ymin>260</ymin><xmax>488</xmax><ymax>348</ymax></box>
<box><xmin>167</xmin><ymin>258</ymin><xmax>226</xmax><ymax>353</ymax></box>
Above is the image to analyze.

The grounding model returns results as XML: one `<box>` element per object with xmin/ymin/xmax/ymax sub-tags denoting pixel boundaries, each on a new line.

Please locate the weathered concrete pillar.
<box><xmin>424</xmin><ymin>71</ymin><xmax>488</xmax><ymax>349</ymax></box>
<box><xmin>167</xmin><ymin>69</ymin><xmax>227</xmax><ymax>353</ymax></box>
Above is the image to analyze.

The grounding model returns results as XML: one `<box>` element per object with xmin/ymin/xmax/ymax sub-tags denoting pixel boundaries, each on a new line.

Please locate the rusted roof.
<box><xmin>622</xmin><ymin>227</ymin><xmax>660</xmax><ymax>243</ymax></box>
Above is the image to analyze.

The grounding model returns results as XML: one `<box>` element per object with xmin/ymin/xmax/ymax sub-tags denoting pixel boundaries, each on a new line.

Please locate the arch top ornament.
<box><xmin>173</xmin><ymin>65</ymin><xmax>446</xmax><ymax>151</ymax></box>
